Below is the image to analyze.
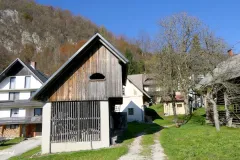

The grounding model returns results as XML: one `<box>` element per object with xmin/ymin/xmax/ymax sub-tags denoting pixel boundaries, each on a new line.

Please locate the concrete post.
<box><xmin>42</xmin><ymin>103</ymin><xmax>51</xmax><ymax>154</ymax></box>
<box><xmin>100</xmin><ymin>101</ymin><xmax>110</xmax><ymax>147</ymax></box>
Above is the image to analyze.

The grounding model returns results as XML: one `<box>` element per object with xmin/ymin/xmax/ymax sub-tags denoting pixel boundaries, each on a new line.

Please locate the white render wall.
<box><xmin>0</xmin><ymin>76</ymin><xmax>41</xmax><ymax>90</ymax></box>
<box><xmin>118</xmin><ymin>79</ymin><xmax>145</xmax><ymax>122</ymax></box>
<box><xmin>163</xmin><ymin>102</ymin><xmax>186</xmax><ymax>116</ymax></box>
<box><xmin>0</xmin><ymin>107</ymin><xmax>41</xmax><ymax>118</ymax></box>
<box><xmin>0</xmin><ymin>75</ymin><xmax>42</xmax><ymax>101</ymax></box>
<box><xmin>42</xmin><ymin>101</ymin><xmax>110</xmax><ymax>154</ymax></box>
<box><xmin>0</xmin><ymin>93</ymin><xmax>8</xmax><ymax>101</ymax></box>
<box><xmin>0</xmin><ymin>109</ymin><xmax>11</xmax><ymax>118</ymax></box>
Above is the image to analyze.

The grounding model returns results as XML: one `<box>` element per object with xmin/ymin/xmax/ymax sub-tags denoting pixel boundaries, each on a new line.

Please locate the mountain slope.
<box><xmin>0</xmin><ymin>0</ymin><xmax>143</xmax><ymax>74</ymax></box>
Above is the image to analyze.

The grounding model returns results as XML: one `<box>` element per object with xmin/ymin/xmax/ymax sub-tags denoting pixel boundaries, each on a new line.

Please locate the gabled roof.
<box><xmin>197</xmin><ymin>54</ymin><xmax>240</xmax><ymax>89</ymax></box>
<box><xmin>127</xmin><ymin>74</ymin><xmax>151</xmax><ymax>98</ymax></box>
<box><xmin>31</xmin><ymin>33</ymin><xmax>128</xmax><ymax>101</ymax></box>
<box><xmin>0</xmin><ymin>58</ymin><xmax>48</xmax><ymax>84</ymax></box>
<box><xmin>143</xmin><ymin>74</ymin><xmax>157</xmax><ymax>86</ymax></box>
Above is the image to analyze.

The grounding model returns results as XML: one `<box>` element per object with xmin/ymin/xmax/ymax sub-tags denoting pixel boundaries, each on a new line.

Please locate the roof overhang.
<box><xmin>0</xmin><ymin>58</ymin><xmax>46</xmax><ymax>84</ymax></box>
<box><xmin>31</xmin><ymin>33</ymin><xmax>129</xmax><ymax>101</ymax></box>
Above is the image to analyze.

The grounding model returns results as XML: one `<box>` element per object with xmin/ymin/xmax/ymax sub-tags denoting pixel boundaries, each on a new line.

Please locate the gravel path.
<box><xmin>0</xmin><ymin>137</ymin><xmax>41</xmax><ymax>160</ymax></box>
<box><xmin>118</xmin><ymin>134</ymin><xmax>148</xmax><ymax>160</ymax></box>
<box><xmin>151</xmin><ymin>132</ymin><xmax>167</xmax><ymax>160</ymax></box>
<box><xmin>119</xmin><ymin>132</ymin><xmax>167</xmax><ymax>160</ymax></box>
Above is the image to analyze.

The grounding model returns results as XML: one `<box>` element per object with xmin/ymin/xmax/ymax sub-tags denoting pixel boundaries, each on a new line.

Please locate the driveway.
<box><xmin>0</xmin><ymin>137</ymin><xmax>41</xmax><ymax>160</ymax></box>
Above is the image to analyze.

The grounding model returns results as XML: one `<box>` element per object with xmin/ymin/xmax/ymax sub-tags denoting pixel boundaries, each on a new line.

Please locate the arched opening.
<box><xmin>89</xmin><ymin>73</ymin><xmax>105</xmax><ymax>80</ymax></box>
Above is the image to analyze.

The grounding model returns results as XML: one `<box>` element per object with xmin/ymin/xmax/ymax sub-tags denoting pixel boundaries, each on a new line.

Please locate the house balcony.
<box><xmin>0</xmin><ymin>100</ymin><xmax>44</xmax><ymax>108</ymax></box>
<box><xmin>0</xmin><ymin>116</ymin><xmax>42</xmax><ymax>125</ymax></box>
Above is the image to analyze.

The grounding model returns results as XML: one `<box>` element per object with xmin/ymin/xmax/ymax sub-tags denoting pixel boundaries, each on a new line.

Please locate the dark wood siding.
<box><xmin>49</xmin><ymin>43</ymin><xmax>122</xmax><ymax>101</ymax></box>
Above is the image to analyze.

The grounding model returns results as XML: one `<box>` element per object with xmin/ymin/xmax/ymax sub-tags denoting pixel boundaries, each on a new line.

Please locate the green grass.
<box><xmin>140</xmin><ymin>133</ymin><xmax>154</xmax><ymax>156</ymax></box>
<box><xmin>160</xmin><ymin>108</ymin><xmax>240</xmax><ymax>160</ymax></box>
<box><xmin>149</xmin><ymin>104</ymin><xmax>188</xmax><ymax>126</ymax></box>
<box><xmin>0</xmin><ymin>137</ymin><xmax>24</xmax><ymax>150</ymax></box>
<box><xmin>13</xmin><ymin>104</ymin><xmax>240</xmax><ymax>160</ymax></box>
<box><xmin>10</xmin><ymin>122</ymin><xmax>160</xmax><ymax>160</ymax></box>
<box><xmin>11</xmin><ymin>146</ymin><xmax>128</xmax><ymax>160</ymax></box>
<box><xmin>118</xmin><ymin>122</ymin><xmax>161</xmax><ymax>145</ymax></box>
<box><xmin>10</xmin><ymin>146</ymin><xmax>41</xmax><ymax>160</ymax></box>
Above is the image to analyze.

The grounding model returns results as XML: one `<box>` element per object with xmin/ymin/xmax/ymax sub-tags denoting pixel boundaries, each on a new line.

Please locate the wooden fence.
<box><xmin>51</xmin><ymin>101</ymin><xmax>101</xmax><ymax>143</ymax></box>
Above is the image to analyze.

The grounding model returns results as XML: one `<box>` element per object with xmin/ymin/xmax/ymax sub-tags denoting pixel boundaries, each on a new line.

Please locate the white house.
<box><xmin>116</xmin><ymin>74</ymin><xmax>151</xmax><ymax>122</ymax></box>
<box><xmin>163</xmin><ymin>92</ymin><xmax>187</xmax><ymax>116</ymax></box>
<box><xmin>0</xmin><ymin>59</ymin><xmax>47</xmax><ymax>138</ymax></box>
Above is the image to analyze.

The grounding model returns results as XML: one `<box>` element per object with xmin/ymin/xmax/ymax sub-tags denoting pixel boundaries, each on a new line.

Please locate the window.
<box><xmin>10</xmin><ymin>108</ymin><xmax>19</xmax><ymax>117</ymax></box>
<box><xmin>9</xmin><ymin>92</ymin><xmax>20</xmax><ymax>101</ymax></box>
<box><xmin>25</xmin><ymin>76</ymin><xmax>31</xmax><ymax>88</ymax></box>
<box><xmin>10</xmin><ymin>124</ymin><xmax>19</xmax><ymax>129</ymax></box>
<box><xmin>9</xmin><ymin>77</ymin><xmax>16</xmax><ymax>89</ymax></box>
<box><xmin>177</xmin><ymin>104</ymin><xmax>183</xmax><ymax>107</ymax></box>
<box><xmin>122</xmin><ymin>86</ymin><xmax>125</xmax><ymax>96</ymax></box>
<box><xmin>34</xmin><ymin>108</ymin><xmax>42</xmax><ymax>116</ymax></box>
<box><xmin>36</xmin><ymin>124</ymin><xmax>42</xmax><ymax>132</ymax></box>
<box><xmin>128</xmin><ymin>108</ymin><xmax>134</xmax><ymax>115</ymax></box>
<box><xmin>89</xmin><ymin>73</ymin><xmax>105</xmax><ymax>80</ymax></box>
<box><xmin>30</xmin><ymin>91</ymin><xmax>36</xmax><ymax>97</ymax></box>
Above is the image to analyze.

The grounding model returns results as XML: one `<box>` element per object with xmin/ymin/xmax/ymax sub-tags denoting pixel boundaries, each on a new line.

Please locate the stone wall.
<box><xmin>0</xmin><ymin>125</ymin><xmax>21</xmax><ymax>138</ymax></box>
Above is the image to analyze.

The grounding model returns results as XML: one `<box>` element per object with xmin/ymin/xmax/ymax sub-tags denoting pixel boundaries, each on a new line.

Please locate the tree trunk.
<box><xmin>209</xmin><ymin>98</ymin><xmax>220</xmax><ymax>131</ymax></box>
<box><xmin>183</xmin><ymin>92</ymin><xmax>190</xmax><ymax>115</ymax></box>
<box><xmin>224</xmin><ymin>92</ymin><xmax>231</xmax><ymax>126</ymax></box>
<box><xmin>205</xmin><ymin>91</ymin><xmax>210</xmax><ymax>120</ymax></box>
<box><xmin>172</xmin><ymin>91</ymin><xmax>178</xmax><ymax>124</ymax></box>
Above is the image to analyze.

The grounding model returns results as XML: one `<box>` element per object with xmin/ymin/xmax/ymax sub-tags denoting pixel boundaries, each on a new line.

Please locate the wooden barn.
<box><xmin>31</xmin><ymin>33</ymin><xmax>128</xmax><ymax>154</ymax></box>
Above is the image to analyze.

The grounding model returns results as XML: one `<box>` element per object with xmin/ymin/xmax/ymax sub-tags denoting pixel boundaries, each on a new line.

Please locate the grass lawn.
<box><xmin>148</xmin><ymin>104</ymin><xmax>187</xmax><ymax>126</ymax></box>
<box><xmin>0</xmin><ymin>137</ymin><xmax>24</xmax><ymax>150</ymax></box>
<box><xmin>159</xmin><ymin>107</ymin><xmax>240</xmax><ymax>160</ymax></box>
<box><xmin>12</xmin><ymin>104</ymin><xmax>240</xmax><ymax>160</ymax></box>
<box><xmin>140</xmin><ymin>131</ymin><xmax>155</xmax><ymax>156</ymax></box>
<box><xmin>10</xmin><ymin>146</ymin><xmax>128</xmax><ymax>160</ymax></box>
<box><xmin>10</xmin><ymin>122</ymin><xmax>161</xmax><ymax>160</ymax></box>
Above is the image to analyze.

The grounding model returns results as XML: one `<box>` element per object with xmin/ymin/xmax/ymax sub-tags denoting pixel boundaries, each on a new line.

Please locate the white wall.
<box><xmin>124</xmin><ymin>79</ymin><xmax>143</xmax><ymax>97</ymax></box>
<box><xmin>164</xmin><ymin>102</ymin><xmax>186</xmax><ymax>116</ymax></box>
<box><xmin>0</xmin><ymin>93</ymin><xmax>8</xmax><ymax>100</ymax></box>
<box><xmin>118</xmin><ymin>79</ymin><xmax>144</xmax><ymax>122</ymax></box>
<box><xmin>0</xmin><ymin>75</ymin><xmax>41</xmax><ymax>90</ymax></box>
<box><xmin>0</xmin><ymin>108</ymin><xmax>25</xmax><ymax>118</ymax></box>
<box><xmin>31</xmin><ymin>76</ymin><xmax>42</xmax><ymax>88</ymax></box>
<box><xmin>0</xmin><ymin>75</ymin><xmax>42</xmax><ymax>101</ymax></box>
<box><xmin>0</xmin><ymin>109</ymin><xmax>10</xmax><ymax>118</ymax></box>
<box><xmin>0</xmin><ymin>107</ymin><xmax>42</xmax><ymax>118</ymax></box>
<box><xmin>19</xmin><ymin>108</ymin><xmax>26</xmax><ymax>117</ymax></box>
<box><xmin>19</xmin><ymin>91</ymin><xmax>31</xmax><ymax>100</ymax></box>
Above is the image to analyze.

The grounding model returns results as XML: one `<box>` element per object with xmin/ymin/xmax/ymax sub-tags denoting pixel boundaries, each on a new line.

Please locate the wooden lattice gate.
<box><xmin>50</xmin><ymin>101</ymin><xmax>101</xmax><ymax>143</ymax></box>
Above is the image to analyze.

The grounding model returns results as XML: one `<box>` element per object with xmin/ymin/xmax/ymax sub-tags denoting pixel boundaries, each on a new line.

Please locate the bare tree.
<box><xmin>148</xmin><ymin>13</ymin><xmax>228</xmax><ymax>127</ymax></box>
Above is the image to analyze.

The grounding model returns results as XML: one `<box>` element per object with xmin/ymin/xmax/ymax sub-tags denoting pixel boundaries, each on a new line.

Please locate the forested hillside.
<box><xmin>0</xmin><ymin>0</ymin><xmax>145</xmax><ymax>75</ymax></box>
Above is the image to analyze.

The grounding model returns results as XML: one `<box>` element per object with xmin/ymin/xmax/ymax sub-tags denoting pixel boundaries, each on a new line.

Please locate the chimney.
<box><xmin>30</xmin><ymin>61</ymin><xmax>36</xmax><ymax>69</ymax></box>
<box><xmin>227</xmin><ymin>49</ymin><xmax>234</xmax><ymax>56</ymax></box>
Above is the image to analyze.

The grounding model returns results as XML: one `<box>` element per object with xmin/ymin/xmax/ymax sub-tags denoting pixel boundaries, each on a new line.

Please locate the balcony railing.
<box><xmin>0</xmin><ymin>116</ymin><xmax>42</xmax><ymax>125</ymax></box>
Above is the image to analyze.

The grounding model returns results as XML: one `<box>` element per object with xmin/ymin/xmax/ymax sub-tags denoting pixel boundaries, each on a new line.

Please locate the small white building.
<box><xmin>0</xmin><ymin>59</ymin><xmax>47</xmax><ymax>138</ymax></box>
<box><xmin>116</xmin><ymin>74</ymin><xmax>151</xmax><ymax>122</ymax></box>
<box><xmin>163</xmin><ymin>92</ymin><xmax>187</xmax><ymax>116</ymax></box>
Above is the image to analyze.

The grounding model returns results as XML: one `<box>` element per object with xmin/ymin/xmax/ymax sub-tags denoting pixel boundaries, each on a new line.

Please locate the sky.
<box><xmin>36</xmin><ymin>0</ymin><xmax>240</xmax><ymax>52</ymax></box>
